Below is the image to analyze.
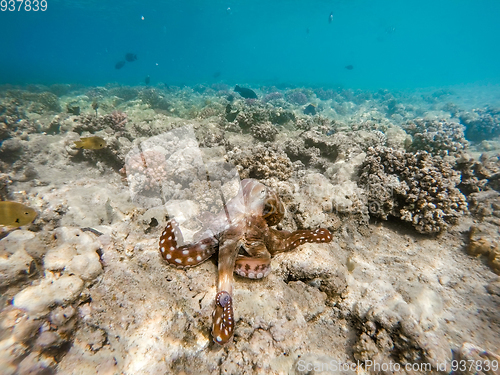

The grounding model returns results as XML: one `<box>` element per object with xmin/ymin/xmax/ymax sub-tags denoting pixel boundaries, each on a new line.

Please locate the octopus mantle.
<box><xmin>159</xmin><ymin>178</ymin><xmax>332</xmax><ymax>344</ymax></box>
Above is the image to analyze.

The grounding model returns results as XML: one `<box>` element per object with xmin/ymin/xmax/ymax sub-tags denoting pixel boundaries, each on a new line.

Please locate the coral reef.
<box><xmin>285</xmin><ymin>90</ymin><xmax>309</xmax><ymax>105</ymax></box>
<box><xmin>359</xmin><ymin>146</ymin><xmax>468</xmax><ymax>233</ymax></box>
<box><xmin>250</xmin><ymin>121</ymin><xmax>278</xmax><ymax>141</ymax></box>
<box><xmin>456</xmin><ymin>154</ymin><xmax>500</xmax><ymax>195</ymax></box>
<box><xmin>122</xmin><ymin>149</ymin><xmax>168</xmax><ymax>193</ymax></box>
<box><xmin>108</xmin><ymin>86</ymin><xmax>139</xmax><ymax>101</ymax></box>
<box><xmin>138</xmin><ymin>88</ymin><xmax>171</xmax><ymax>111</ymax></box>
<box><xmin>262</xmin><ymin>91</ymin><xmax>284</xmax><ymax>104</ymax></box>
<box><xmin>227</xmin><ymin>144</ymin><xmax>294</xmax><ymax>180</ymax></box>
<box><xmin>73</xmin><ymin>111</ymin><xmax>129</xmax><ymax>135</ymax></box>
<box><xmin>404</xmin><ymin>118</ymin><xmax>468</xmax><ymax>156</ymax></box>
<box><xmin>468</xmin><ymin>190</ymin><xmax>500</xmax><ymax>225</ymax></box>
<box><xmin>106</xmin><ymin>110</ymin><xmax>128</xmax><ymax>131</ymax></box>
<box><xmin>228</xmin><ymin>101</ymin><xmax>296</xmax><ymax>131</ymax></box>
<box><xmin>0</xmin><ymin>98</ymin><xmax>25</xmax><ymax>140</ymax></box>
<box><xmin>461</xmin><ymin>106</ymin><xmax>500</xmax><ymax>142</ymax></box>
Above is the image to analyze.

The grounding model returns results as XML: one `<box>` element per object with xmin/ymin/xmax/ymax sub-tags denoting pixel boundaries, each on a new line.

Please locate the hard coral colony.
<box><xmin>159</xmin><ymin>179</ymin><xmax>332</xmax><ymax>344</ymax></box>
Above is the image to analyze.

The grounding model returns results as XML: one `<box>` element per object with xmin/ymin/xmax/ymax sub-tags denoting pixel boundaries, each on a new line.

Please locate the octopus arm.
<box><xmin>266</xmin><ymin>227</ymin><xmax>332</xmax><ymax>255</ymax></box>
<box><xmin>235</xmin><ymin>241</ymin><xmax>271</xmax><ymax>279</ymax></box>
<box><xmin>213</xmin><ymin>237</ymin><xmax>239</xmax><ymax>344</ymax></box>
<box><xmin>212</xmin><ymin>291</ymin><xmax>234</xmax><ymax>345</ymax></box>
<box><xmin>159</xmin><ymin>220</ymin><xmax>217</xmax><ymax>268</ymax></box>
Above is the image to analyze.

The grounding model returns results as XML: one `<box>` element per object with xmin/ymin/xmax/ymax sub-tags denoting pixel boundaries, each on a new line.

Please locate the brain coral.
<box><xmin>359</xmin><ymin>146</ymin><xmax>467</xmax><ymax>234</ymax></box>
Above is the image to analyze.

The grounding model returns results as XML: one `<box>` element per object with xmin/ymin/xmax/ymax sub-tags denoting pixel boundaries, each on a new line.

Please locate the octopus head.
<box><xmin>262</xmin><ymin>189</ymin><xmax>284</xmax><ymax>226</ymax></box>
<box><xmin>241</xmin><ymin>179</ymin><xmax>284</xmax><ymax>225</ymax></box>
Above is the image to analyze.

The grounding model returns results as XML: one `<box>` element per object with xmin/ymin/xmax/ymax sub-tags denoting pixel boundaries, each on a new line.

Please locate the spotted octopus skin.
<box><xmin>158</xmin><ymin>178</ymin><xmax>332</xmax><ymax>345</ymax></box>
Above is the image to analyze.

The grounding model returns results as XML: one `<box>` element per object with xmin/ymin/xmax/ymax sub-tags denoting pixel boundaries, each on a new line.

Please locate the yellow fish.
<box><xmin>0</xmin><ymin>201</ymin><xmax>37</xmax><ymax>227</ymax></box>
<box><xmin>74</xmin><ymin>136</ymin><xmax>106</xmax><ymax>150</ymax></box>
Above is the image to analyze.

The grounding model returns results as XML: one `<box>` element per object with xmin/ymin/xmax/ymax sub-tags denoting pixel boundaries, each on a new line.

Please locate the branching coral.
<box><xmin>227</xmin><ymin>101</ymin><xmax>296</xmax><ymax>130</ymax></box>
<box><xmin>359</xmin><ymin>146</ymin><xmax>467</xmax><ymax>234</ymax></box>
<box><xmin>404</xmin><ymin>118</ymin><xmax>468</xmax><ymax>156</ymax></box>
<box><xmin>105</xmin><ymin>111</ymin><xmax>128</xmax><ymax>131</ymax></box>
<box><xmin>74</xmin><ymin>111</ymin><xmax>128</xmax><ymax>134</ymax></box>
<box><xmin>285</xmin><ymin>90</ymin><xmax>308</xmax><ymax>105</ymax></box>
<box><xmin>250</xmin><ymin>121</ymin><xmax>278</xmax><ymax>141</ymax></box>
<box><xmin>226</xmin><ymin>145</ymin><xmax>294</xmax><ymax>180</ymax></box>
<box><xmin>122</xmin><ymin>149</ymin><xmax>168</xmax><ymax>193</ymax></box>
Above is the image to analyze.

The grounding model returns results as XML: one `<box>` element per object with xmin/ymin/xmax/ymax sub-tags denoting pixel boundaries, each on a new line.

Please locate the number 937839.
<box><xmin>1</xmin><ymin>0</ymin><xmax>47</xmax><ymax>11</ymax></box>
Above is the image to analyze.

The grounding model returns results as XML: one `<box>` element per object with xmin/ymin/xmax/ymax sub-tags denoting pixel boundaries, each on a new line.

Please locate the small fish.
<box><xmin>92</xmin><ymin>101</ymin><xmax>99</xmax><ymax>117</ymax></box>
<box><xmin>234</xmin><ymin>85</ymin><xmax>258</xmax><ymax>99</ymax></box>
<box><xmin>385</xmin><ymin>26</ymin><xmax>396</xmax><ymax>34</ymax></box>
<box><xmin>345</xmin><ymin>64</ymin><xmax>354</xmax><ymax>70</ymax></box>
<box><xmin>74</xmin><ymin>136</ymin><xmax>107</xmax><ymax>150</ymax></box>
<box><xmin>145</xmin><ymin>75</ymin><xmax>150</xmax><ymax>85</ymax></box>
<box><xmin>304</xmin><ymin>104</ymin><xmax>316</xmax><ymax>115</ymax></box>
<box><xmin>329</xmin><ymin>12</ymin><xmax>333</xmax><ymax>23</ymax></box>
<box><xmin>81</xmin><ymin>227</ymin><xmax>104</xmax><ymax>236</ymax></box>
<box><xmin>213</xmin><ymin>71</ymin><xmax>221</xmax><ymax>78</ymax></box>
<box><xmin>0</xmin><ymin>201</ymin><xmax>37</xmax><ymax>227</ymax></box>
<box><xmin>115</xmin><ymin>61</ymin><xmax>126</xmax><ymax>69</ymax></box>
<box><xmin>125</xmin><ymin>53</ymin><xmax>137</xmax><ymax>62</ymax></box>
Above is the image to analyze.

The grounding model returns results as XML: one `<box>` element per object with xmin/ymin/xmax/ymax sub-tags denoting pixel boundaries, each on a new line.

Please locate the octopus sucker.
<box><xmin>158</xmin><ymin>178</ymin><xmax>332</xmax><ymax>344</ymax></box>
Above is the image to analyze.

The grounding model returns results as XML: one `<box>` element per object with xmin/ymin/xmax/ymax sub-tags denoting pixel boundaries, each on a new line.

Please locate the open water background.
<box><xmin>1</xmin><ymin>0</ymin><xmax>500</xmax><ymax>90</ymax></box>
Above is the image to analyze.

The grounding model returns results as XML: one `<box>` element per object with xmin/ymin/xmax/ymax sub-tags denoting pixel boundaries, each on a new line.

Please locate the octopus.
<box><xmin>158</xmin><ymin>178</ymin><xmax>332</xmax><ymax>344</ymax></box>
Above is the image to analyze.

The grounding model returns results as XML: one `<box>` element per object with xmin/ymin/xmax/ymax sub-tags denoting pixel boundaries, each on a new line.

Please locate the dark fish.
<box><xmin>145</xmin><ymin>75</ymin><xmax>150</xmax><ymax>85</ymax></box>
<box><xmin>213</xmin><ymin>71</ymin><xmax>221</xmax><ymax>78</ymax></box>
<box><xmin>304</xmin><ymin>104</ymin><xmax>316</xmax><ymax>116</ymax></box>
<box><xmin>329</xmin><ymin>12</ymin><xmax>333</xmax><ymax>23</ymax></box>
<box><xmin>115</xmin><ymin>61</ymin><xmax>126</xmax><ymax>69</ymax></box>
<box><xmin>125</xmin><ymin>53</ymin><xmax>137</xmax><ymax>62</ymax></box>
<box><xmin>234</xmin><ymin>85</ymin><xmax>258</xmax><ymax>99</ymax></box>
<box><xmin>345</xmin><ymin>65</ymin><xmax>354</xmax><ymax>70</ymax></box>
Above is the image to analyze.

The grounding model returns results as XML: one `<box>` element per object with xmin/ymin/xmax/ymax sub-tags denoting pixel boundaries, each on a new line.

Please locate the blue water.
<box><xmin>1</xmin><ymin>0</ymin><xmax>500</xmax><ymax>89</ymax></box>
